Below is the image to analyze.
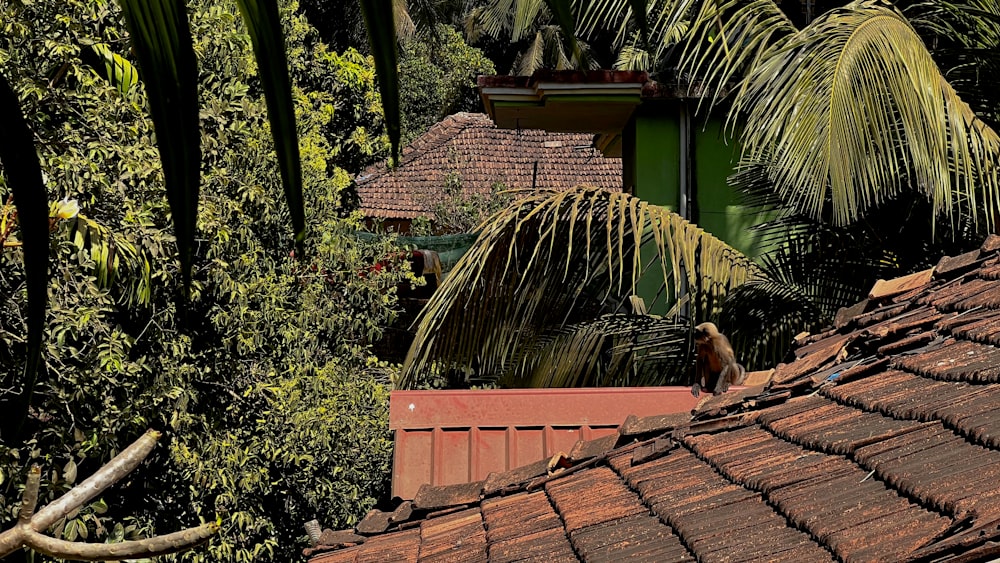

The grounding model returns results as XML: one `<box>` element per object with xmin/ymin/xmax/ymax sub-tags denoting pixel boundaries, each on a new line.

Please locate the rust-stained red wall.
<box><xmin>389</xmin><ymin>387</ymin><xmax>707</xmax><ymax>500</ymax></box>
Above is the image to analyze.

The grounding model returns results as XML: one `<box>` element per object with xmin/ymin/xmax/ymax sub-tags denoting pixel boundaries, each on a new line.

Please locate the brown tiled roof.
<box><xmin>308</xmin><ymin>235</ymin><xmax>1000</xmax><ymax>563</ymax></box>
<box><xmin>356</xmin><ymin>113</ymin><xmax>622</xmax><ymax>220</ymax></box>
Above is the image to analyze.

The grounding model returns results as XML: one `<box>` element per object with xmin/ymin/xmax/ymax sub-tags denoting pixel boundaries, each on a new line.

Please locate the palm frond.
<box><xmin>468</xmin><ymin>0</ymin><xmax>528</xmax><ymax>40</ymax></box>
<box><xmin>573</xmin><ymin>0</ymin><xmax>695</xmax><ymax>69</ymax></box>
<box><xmin>509</xmin><ymin>313</ymin><xmax>691</xmax><ymax>387</ymax></box>
<box><xmin>733</xmin><ymin>0</ymin><xmax>1000</xmax><ymax>230</ymax></box>
<box><xmin>516</xmin><ymin>30</ymin><xmax>547</xmax><ymax>74</ymax></box>
<box><xmin>539</xmin><ymin>0</ymin><xmax>583</xmax><ymax>64</ymax></box>
<box><xmin>117</xmin><ymin>0</ymin><xmax>201</xmax><ymax>288</ymax></box>
<box><xmin>65</xmin><ymin>216</ymin><xmax>153</xmax><ymax>307</ymax></box>
<box><xmin>908</xmin><ymin>0</ymin><xmax>1000</xmax><ymax>127</ymax></box>
<box><xmin>719</xmin><ymin>279</ymin><xmax>823</xmax><ymax>369</ymax></box>
<box><xmin>613</xmin><ymin>37</ymin><xmax>651</xmax><ymax>70</ymax></box>
<box><xmin>0</xmin><ymin>73</ymin><xmax>49</xmax><ymax>440</ymax></box>
<box><xmin>543</xmin><ymin>26</ymin><xmax>574</xmax><ymax>69</ymax></box>
<box><xmin>394</xmin><ymin>0</ymin><xmax>418</xmax><ymax>42</ymax></box>
<box><xmin>723</xmin><ymin>156</ymin><xmax>992</xmax><ymax>370</ymax></box>
<box><xmin>359</xmin><ymin>0</ymin><xmax>401</xmax><ymax>163</ymax></box>
<box><xmin>675</xmin><ymin>0</ymin><xmax>796</xmax><ymax>107</ymax></box>
<box><xmin>400</xmin><ymin>186</ymin><xmax>761</xmax><ymax>388</ymax></box>
<box><xmin>235</xmin><ymin>0</ymin><xmax>306</xmax><ymax>252</ymax></box>
<box><xmin>909</xmin><ymin>0</ymin><xmax>1000</xmax><ymax>45</ymax></box>
<box><xmin>91</xmin><ymin>44</ymin><xmax>140</xmax><ymax>100</ymax></box>
<box><xmin>513</xmin><ymin>0</ymin><xmax>546</xmax><ymax>41</ymax></box>
<box><xmin>576</xmin><ymin>0</ymin><xmax>636</xmax><ymax>43</ymax></box>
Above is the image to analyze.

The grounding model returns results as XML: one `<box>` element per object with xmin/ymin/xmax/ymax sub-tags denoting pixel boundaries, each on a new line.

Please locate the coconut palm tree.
<box><xmin>400</xmin><ymin>187</ymin><xmax>762</xmax><ymax>388</ymax></box>
<box><xmin>397</xmin><ymin>0</ymin><xmax>1000</xmax><ymax>388</ymax></box>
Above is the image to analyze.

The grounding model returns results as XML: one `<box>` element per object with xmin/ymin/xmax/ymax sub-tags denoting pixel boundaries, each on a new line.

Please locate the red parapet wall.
<box><xmin>389</xmin><ymin>387</ymin><xmax>713</xmax><ymax>500</ymax></box>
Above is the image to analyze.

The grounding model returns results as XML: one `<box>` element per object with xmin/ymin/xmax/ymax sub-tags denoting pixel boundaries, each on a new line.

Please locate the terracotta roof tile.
<box><xmin>482</xmin><ymin>492</ymin><xmax>577</xmax><ymax>562</ymax></box>
<box><xmin>412</xmin><ymin>480</ymin><xmax>484</xmax><ymax>511</ymax></box>
<box><xmin>310</xmin><ymin>243</ymin><xmax>1000</xmax><ymax>562</ymax></box>
<box><xmin>417</xmin><ymin>508</ymin><xmax>486</xmax><ymax>562</ymax></box>
<box><xmin>936</xmin><ymin>249</ymin><xmax>983</xmax><ymax>277</ymax></box>
<box><xmin>356</xmin><ymin>113</ymin><xmax>621</xmax><ymax>220</ymax></box>
<box><xmin>869</xmin><ymin>268</ymin><xmax>936</xmax><ymax>300</ymax></box>
<box><xmin>619</xmin><ymin>412</ymin><xmax>692</xmax><ymax>438</ymax></box>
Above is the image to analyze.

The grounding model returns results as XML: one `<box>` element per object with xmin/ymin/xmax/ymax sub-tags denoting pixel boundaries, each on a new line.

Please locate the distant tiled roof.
<box><xmin>356</xmin><ymin>113</ymin><xmax>622</xmax><ymax>220</ymax></box>
<box><xmin>307</xmin><ymin>234</ymin><xmax>1000</xmax><ymax>563</ymax></box>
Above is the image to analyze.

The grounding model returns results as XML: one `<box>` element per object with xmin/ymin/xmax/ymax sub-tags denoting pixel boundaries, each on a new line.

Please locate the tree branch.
<box><xmin>0</xmin><ymin>429</ymin><xmax>218</xmax><ymax>560</ymax></box>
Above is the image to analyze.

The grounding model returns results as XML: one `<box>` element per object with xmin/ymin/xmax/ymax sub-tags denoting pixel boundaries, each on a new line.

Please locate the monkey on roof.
<box><xmin>691</xmin><ymin>322</ymin><xmax>746</xmax><ymax>398</ymax></box>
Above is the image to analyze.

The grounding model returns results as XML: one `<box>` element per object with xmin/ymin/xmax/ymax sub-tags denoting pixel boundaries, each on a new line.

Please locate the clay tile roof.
<box><xmin>308</xmin><ymin>234</ymin><xmax>1000</xmax><ymax>563</ymax></box>
<box><xmin>355</xmin><ymin>113</ymin><xmax>622</xmax><ymax>220</ymax></box>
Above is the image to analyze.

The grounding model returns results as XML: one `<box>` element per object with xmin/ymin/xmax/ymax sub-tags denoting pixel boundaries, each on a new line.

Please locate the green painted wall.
<box><xmin>693</xmin><ymin>116</ymin><xmax>762</xmax><ymax>258</ymax></box>
<box><xmin>631</xmin><ymin>103</ymin><xmax>681</xmax><ymax>210</ymax></box>
<box><xmin>624</xmin><ymin>106</ymin><xmax>764</xmax><ymax>314</ymax></box>
<box><xmin>630</xmin><ymin>103</ymin><xmax>682</xmax><ymax>315</ymax></box>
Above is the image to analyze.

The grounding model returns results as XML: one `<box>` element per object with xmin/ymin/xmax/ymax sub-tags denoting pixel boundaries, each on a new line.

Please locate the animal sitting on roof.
<box><xmin>691</xmin><ymin>322</ymin><xmax>746</xmax><ymax>398</ymax></box>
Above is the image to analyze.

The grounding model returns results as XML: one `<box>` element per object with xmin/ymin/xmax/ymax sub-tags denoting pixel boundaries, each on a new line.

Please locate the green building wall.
<box><xmin>624</xmin><ymin>102</ymin><xmax>764</xmax><ymax>314</ymax></box>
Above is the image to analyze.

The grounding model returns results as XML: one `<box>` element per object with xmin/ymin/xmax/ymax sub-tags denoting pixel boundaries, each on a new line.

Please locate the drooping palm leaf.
<box><xmin>722</xmin><ymin>160</ymin><xmax>988</xmax><ymax>370</ymax></box>
<box><xmin>465</xmin><ymin>0</ymin><xmax>517</xmax><ymax>40</ymax></box>
<box><xmin>469</xmin><ymin>0</ymin><xmax>593</xmax><ymax>70</ymax></box>
<box><xmin>675</xmin><ymin>0</ymin><xmax>795</xmax><ymax>107</ymax></box>
<box><xmin>540</xmin><ymin>0</ymin><xmax>585</xmax><ymax>65</ymax></box>
<box><xmin>732</xmin><ymin>0</ymin><xmax>1000</xmax><ymax>230</ymax></box>
<box><xmin>908</xmin><ymin>0</ymin><xmax>1000</xmax><ymax>127</ymax></box>
<box><xmin>613</xmin><ymin>39</ymin><xmax>651</xmax><ymax>70</ymax></box>
<box><xmin>514</xmin><ymin>0</ymin><xmax>548</xmax><ymax>41</ymax></box>
<box><xmin>359</xmin><ymin>0</ymin><xmax>401</xmax><ymax>163</ymax></box>
<box><xmin>576</xmin><ymin>0</ymin><xmax>635</xmax><ymax>40</ymax></box>
<box><xmin>626</xmin><ymin>0</ymin><xmax>651</xmax><ymax>46</ymax></box>
<box><xmin>576</xmin><ymin>0</ymin><xmax>687</xmax><ymax>58</ymax></box>
<box><xmin>509</xmin><ymin>313</ymin><xmax>691</xmax><ymax>387</ymax></box>
<box><xmin>117</xmin><ymin>0</ymin><xmax>201</xmax><ymax>287</ymax></box>
<box><xmin>720</xmin><ymin>231</ymin><xmax>851</xmax><ymax>370</ymax></box>
<box><xmin>517</xmin><ymin>30</ymin><xmax>548</xmax><ymax>74</ymax></box>
<box><xmin>234</xmin><ymin>0</ymin><xmax>306</xmax><ymax>250</ymax></box>
<box><xmin>400</xmin><ymin>186</ymin><xmax>762</xmax><ymax>388</ymax></box>
<box><xmin>0</xmin><ymin>73</ymin><xmax>49</xmax><ymax>440</ymax></box>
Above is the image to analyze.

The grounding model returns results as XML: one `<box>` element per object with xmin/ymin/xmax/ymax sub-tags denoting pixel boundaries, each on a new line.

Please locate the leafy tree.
<box><xmin>1</xmin><ymin>1</ymin><xmax>410</xmax><ymax>561</ymax></box>
<box><xmin>399</xmin><ymin>24</ymin><xmax>496</xmax><ymax>144</ymax></box>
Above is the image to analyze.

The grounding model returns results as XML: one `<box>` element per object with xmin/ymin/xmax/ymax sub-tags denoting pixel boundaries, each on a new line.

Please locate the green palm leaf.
<box><xmin>511</xmin><ymin>313</ymin><xmax>691</xmax><ymax>387</ymax></box>
<box><xmin>400</xmin><ymin>186</ymin><xmax>762</xmax><ymax>388</ymax></box>
<box><xmin>234</xmin><ymin>0</ymin><xmax>306</xmax><ymax>250</ymax></box>
<box><xmin>117</xmin><ymin>0</ymin><xmax>201</xmax><ymax>287</ymax></box>
<box><xmin>66</xmin><ymin>216</ymin><xmax>153</xmax><ymax>307</ymax></box>
<box><xmin>0</xmin><ymin>73</ymin><xmax>49</xmax><ymax>440</ymax></box>
<box><xmin>517</xmin><ymin>30</ymin><xmax>548</xmax><ymax>74</ymax></box>
<box><xmin>359</xmin><ymin>0</ymin><xmax>401</xmax><ymax>163</ymax></box>
<box><xmin>613</xmin><ymin>40</ymin><xmax>651</xmax><ymax>70</ymax></box>
<box><xmin>732</xmin><ymin>0</ymin><xmax>1000</xmax><ymax>229</ymax></box>
<box><xmin>675</xmin><ymin>0</ymin><xmax>795</xmax><ymax>107</ymax></box>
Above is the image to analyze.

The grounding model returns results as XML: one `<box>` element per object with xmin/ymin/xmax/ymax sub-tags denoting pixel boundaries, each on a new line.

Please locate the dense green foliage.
<box><xmin>0</xmin><ymin>1</ymin><xmax>409</xmax><ymax>561</ymax></box>
<box><xmin>398</xmin><ymin>25</ymin><xmax>495</xmax><ymax>144</ymax></box>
